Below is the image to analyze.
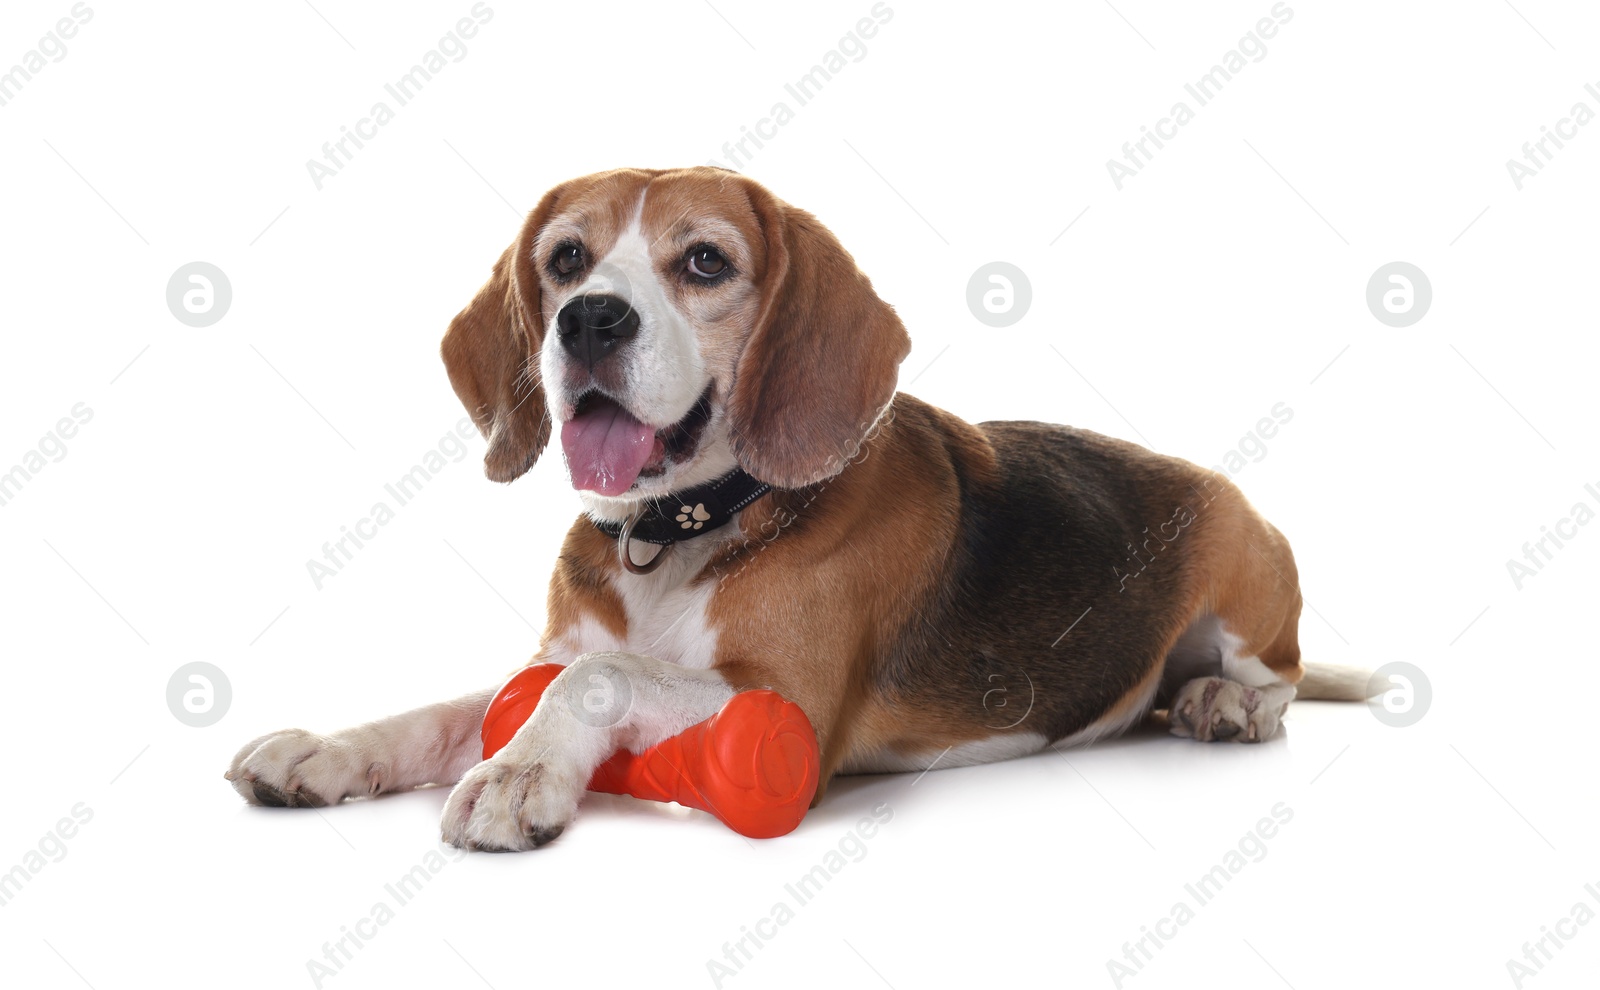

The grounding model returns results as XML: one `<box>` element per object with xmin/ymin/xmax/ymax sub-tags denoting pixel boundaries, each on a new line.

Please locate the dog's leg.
<box><xmin>440</xmin><ymin>651</ymin><xmax>733</xmax><ymax>851</ymax></box>
<box><xmin>226</xmin><ymin>689</ymin><xmax>495</xmax><ymax>808</ymax></box>
<box><xmin>1164</xmin><ymin>498</ymin><xmax>1306</xmax><ymax>744</ymax></box>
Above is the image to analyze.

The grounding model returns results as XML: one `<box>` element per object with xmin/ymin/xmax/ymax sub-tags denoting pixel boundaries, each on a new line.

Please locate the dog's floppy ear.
<box><xmin>441</xmin><ymin>196</ymin><xmax>558</xmax><ymax>483</ymax></box>
<box><xmin>728</xmin><ymin>187</ymin><xmax>911</xmax><ymax>488</ymax></box>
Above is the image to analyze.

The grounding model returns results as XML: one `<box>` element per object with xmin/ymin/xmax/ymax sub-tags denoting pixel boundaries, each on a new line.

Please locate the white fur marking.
<box><xmin>602</xmin><ymin>537</ymin><xmax>723</xmax><ymax>669</ymax></box>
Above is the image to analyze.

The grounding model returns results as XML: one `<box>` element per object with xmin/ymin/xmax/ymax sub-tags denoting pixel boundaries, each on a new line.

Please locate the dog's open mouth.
<box><xmin>560</xmin><ymin>386</ymin><xmax>713</xmax><ymax>496</ymax></box>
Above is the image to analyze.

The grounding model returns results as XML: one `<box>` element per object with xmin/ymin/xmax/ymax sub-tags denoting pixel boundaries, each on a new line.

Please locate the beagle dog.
<box><xmin>226</xmin><ymin>167</ymin><xmax>1374</xmax><ymax>851</ymax></box>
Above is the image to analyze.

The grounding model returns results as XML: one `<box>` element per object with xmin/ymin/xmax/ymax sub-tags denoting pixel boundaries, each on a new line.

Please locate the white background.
<box><xmin>2</xmin><ymin>1</ymin><xmax>1597</xmax><ymax>987</ymax></box>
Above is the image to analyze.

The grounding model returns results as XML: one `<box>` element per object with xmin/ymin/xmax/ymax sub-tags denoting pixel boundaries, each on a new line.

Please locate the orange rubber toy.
<box><xmin>480</xmin><ymin>664</ymin><xmax>820</xmax><ymax>839</ymax></box>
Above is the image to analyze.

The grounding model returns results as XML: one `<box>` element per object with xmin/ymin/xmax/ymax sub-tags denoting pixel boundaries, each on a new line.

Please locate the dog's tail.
<box><xmin>1296</xmin><ymin>663</ymin><xmax>1389</xmax><ymax>701</ymax></box>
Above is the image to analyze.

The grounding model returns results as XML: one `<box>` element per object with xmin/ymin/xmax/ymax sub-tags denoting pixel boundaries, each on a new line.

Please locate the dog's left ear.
<box><xmin>728</xmin><ymin>187</ymin><xmax>911</xmax><ymax>488</ymax></box>
<box><xmin>441</xmin><ymin>193</ymin><xmax>559</xmax><ymax>483</ymax></box>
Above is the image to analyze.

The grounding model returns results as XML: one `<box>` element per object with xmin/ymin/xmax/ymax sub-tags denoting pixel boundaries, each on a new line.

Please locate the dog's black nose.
<box><xmin>557</xmin><ymin>293</ymin><xmax>640</xmax><ymax>370</ymax></box>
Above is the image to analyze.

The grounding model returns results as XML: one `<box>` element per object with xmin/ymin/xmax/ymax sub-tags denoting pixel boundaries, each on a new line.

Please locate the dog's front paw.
<box><xmin>226</xmin><ymin>729</ymin><xmax>376</xmax><ymax>808</ymax></box>
<box><xmin>440</xmin><ymin>754</ymin><xmax>584</xmax><ymax>852</ymax></box>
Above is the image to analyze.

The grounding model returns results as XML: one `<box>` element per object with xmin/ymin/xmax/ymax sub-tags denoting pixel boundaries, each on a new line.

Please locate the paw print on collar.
<box><xmin>675</xmin><ymin>502</ymin><xmax>712</xmax><ymax>530</ymax></box>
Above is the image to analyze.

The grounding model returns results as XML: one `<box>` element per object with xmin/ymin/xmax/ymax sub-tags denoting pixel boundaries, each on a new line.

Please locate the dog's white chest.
<box><xmin>611</xmin><ymin>565</ymin><xmax>720</xmax><ymax>668</ymax></box>
<box><xmin>555</xmin><ymin>541</ymin><xmax>722</xmax><ymax>669</ymax></box>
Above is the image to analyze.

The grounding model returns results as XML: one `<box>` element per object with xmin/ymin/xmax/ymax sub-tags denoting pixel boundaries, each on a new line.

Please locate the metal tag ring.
<box><xmin>618</xmin><ymin>510</ymin><xmax>670</xmax><ymax>575</ymax></box>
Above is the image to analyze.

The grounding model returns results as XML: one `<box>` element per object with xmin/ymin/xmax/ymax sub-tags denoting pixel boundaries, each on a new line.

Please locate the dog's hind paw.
<box><xmin>1167</xmin><ymin>677</ymin><xmax>1284</xmax><ymax>743</ymax></box>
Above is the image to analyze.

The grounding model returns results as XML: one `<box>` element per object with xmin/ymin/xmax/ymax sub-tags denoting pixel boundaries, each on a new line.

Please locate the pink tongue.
<box><xmin>560</xmin><ymin>399</ymin><xmax>657</xmax><ymax>496</ymax></box>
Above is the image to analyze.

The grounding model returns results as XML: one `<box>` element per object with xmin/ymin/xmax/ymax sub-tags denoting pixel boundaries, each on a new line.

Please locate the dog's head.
<box><xmin>441</xmin><ymin>167</ymin><xmax>910</xmax><ymax>516</ymax></box>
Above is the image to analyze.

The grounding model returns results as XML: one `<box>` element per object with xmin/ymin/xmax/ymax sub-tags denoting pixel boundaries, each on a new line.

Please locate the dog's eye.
<box><xmin>687</xmin><ymin>246</ymin><xmax>727</xmax><ymax>279</ymax></box>
<box><xmin>553</xmin><ymin>243</ymin><xmax>584</xmax><ymax>277</ymax></box>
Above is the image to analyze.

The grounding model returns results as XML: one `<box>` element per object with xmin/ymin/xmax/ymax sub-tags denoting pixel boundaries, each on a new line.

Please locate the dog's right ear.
<box><xmin>441</xmin><ymin>197</ymin><xmax>557</xmax><ymax>483</ymax></box>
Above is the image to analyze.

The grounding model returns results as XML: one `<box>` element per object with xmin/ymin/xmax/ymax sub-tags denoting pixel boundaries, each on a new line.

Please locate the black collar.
<box><xmin>592</xmin><ymin>469</ymin><xmax>772</xmax><ymax>547</ymax></box>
